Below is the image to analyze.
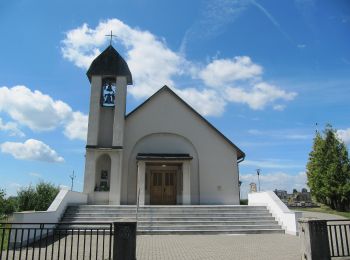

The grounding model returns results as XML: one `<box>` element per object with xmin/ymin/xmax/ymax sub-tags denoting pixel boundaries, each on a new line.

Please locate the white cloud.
<box><xmin>62</xmin><ymin>19</ymin><xmax>184</xmax><ymax>99</ymax></box>
<box><xmin>175</xmin><ymin>87</ymin><xmax>226</xmax><ymax>117</ymax></box>
<box><xmin>273</xmin><ymin>104</ymin><xmax>286</xmax><ymax>111</ymax></box>
<box><xmin>240</xmin><ymin>171</ymin><xmax>307</xmax><ymax>198</ymax></box>
<box><xmin>63</xmin><ymin>112</ymin><xmax>88</xmax><ymax>141</ymax></box>
<box><xmin>0</xmin><ymin>139</ymin><xmax>64</xmax><ymax>163</ymax></box>
<box><xmin>198</xmin><ymin>56</ymin><xmax>262</xmax><ymax>88</ymax></box>
<box><xmin>61</xmin><ymin>18</ymin><xmax>298</xmax><ymax>115</ymax></box>
<box><xmin>0</xmin><ymin>85</ymin><xmax>87</xmax><ymax>141</ymax></box>
<box><xmin>180</xmin><ymin>0</ymin><xmax>250</xmax><ymax>53</ymax></box>
<box><xmin>242</xmin><ymin>159</ymin><xmax>304</xmax><ymax>169</ymax></box>
<box><xmin>29</xmin><ymin>172</ymin><xmax>42</xmax><ymax>178</ymax></box>
<box><xmin>248</xmin><ymin>128</ymin><xmax>312</xmax><ymax>140</ymax></box>
<box><xmin>337</xmin><ymin>128</ymin><xmax>350</xmax><ymax>144</ymax></box>
<box><xmin>286</xmin><ymin>134</ymin><xmax>311</xmax><ymax>140</ymax></box>
<box><xmin>225</xmin><ymin>82</ymin><xmax>297</xmax><ymax>110</ymax></box>
<box><xmin>0</xmin><ymin>86</ymin><xmax>72</xmax><ymax>131</ymax></box>
<box><xmin>0</xmin><ymin>117</ymin><xmax>25</xmax><ymax>137</ymax></box>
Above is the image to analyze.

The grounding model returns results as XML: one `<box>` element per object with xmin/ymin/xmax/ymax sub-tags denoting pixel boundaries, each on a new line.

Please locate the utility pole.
<box><xmin>256</xmin><ymin>169</ymin><xmax>261</xmax><ymax>192</ymax></box>
<box><xmin>69</xmin><ymin>170</ymin><xmax>76</xmax><ymax>191</ymax></box>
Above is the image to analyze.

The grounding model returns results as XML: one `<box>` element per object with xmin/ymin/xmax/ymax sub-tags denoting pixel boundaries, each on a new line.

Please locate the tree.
<box><xmin>34</xmin><ymin>182</ymin><xmax>59</xmax><ymax>211</ymax></box>
<box><xmin>17</xmin><ymin>186</ymin><xmax>37</xmax><ymax>211</ymax></box>
<box><xmin>306</xmin><ymin>125</ymin><xmax>350</xmax><ymax>211</ymax></box>
<box><xmin>17</xmin><ymin>182</ymin><xmax>59</xmax><ymax>211</ymax></box>
<box><xmin>0</xmin><ymin>189</ymin><xmax>5</xmax><ymax>217</ymax></box>
<box><xmin>4</xmin><ymin>196</ymin><xmax>18</xmax><ymax>215</ymax></box>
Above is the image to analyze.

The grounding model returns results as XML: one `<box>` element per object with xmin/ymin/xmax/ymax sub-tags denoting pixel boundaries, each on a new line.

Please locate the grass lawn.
<box><xmin>0</xmin><ymin>218</ymin><xmax>11</xmax><ymax>251</ymax></box>
<box><xmin>292</xmin><ymin>204</ymin><xmax>350</xmax><ymax>219</ymax></box>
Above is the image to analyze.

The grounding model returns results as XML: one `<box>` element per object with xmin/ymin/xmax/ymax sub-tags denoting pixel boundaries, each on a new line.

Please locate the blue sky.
<box><xmin>0</xmin><ymin>0</ymin><xmax>349</xmax><ymax>198</ymax></box>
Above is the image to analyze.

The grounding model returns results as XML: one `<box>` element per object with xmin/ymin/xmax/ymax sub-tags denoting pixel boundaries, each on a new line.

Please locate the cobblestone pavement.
<box><xmin>2</xmin><ymin>233</ymin><xmax>301</xmax><ymax>260</ymax></box>
<box><xmin>137</xmin><ymin>234</ymin><xmax>301</xmax><ymax>260</ymax></box>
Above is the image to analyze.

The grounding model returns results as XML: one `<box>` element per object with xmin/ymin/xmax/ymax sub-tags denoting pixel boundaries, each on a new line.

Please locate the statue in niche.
<box><xmin>102</xmin><ymin>81</ymin><xmax>116</xmax><ymax>107</ymax></box>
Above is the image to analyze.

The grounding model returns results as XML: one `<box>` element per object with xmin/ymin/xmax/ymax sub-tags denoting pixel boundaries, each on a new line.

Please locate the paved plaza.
<box><xmin>137</xmin><ymin>234</ymin><xmax>301</xmax><ymax>260</ymax></box>
<box><xmin>2</xmin><ymin>211</ymin><xmax>347</xmax><ymax>260</ymax></box>
<box><xmin>2</xmin><ymin>233</ymin><xmax>301</xmax><ymax>260</ymax></box>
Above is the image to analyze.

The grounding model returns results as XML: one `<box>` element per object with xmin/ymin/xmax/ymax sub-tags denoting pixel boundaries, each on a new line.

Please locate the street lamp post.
<box><xmin>257</xmin><ymin>169</ymin><xmax>261</xmax><ymax>192</ymax></box>
<box><xmin>69</xmin><ymin>170</ymin><xmax>76</xmax><ymax>191</ymax></box>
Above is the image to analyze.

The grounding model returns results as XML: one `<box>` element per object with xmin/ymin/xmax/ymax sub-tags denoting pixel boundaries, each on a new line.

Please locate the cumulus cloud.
<box><xmin>63</xmin><ymin>112</ymin><xmax>88</xmax><ymax>141</ymax></box>
<box><xmin>240</xmin><ymin>171</ymin><xmax>307</xmax><ymax>198</ymax></box>
<box><xmin>62</xmin><ymin>19</ymin><xmax>184</xmax><ymax>99</ymax></box>
<box><xmin>199</xmin><ymin>56</ymin><xmax>262</xmax><ymax>87</ymax></box>
<box><xmin>337</xmin><ymin>128</ymin><xmax>350</xmax><ymax>144</ymax></box>
<box><xmin>61</xmin><ymin>18</ymin><xmax>297</xmax><ymax>115</ymax></box>
<box><xmin>0</xmin><ymin>117</ymin><xmax>25</xmax><ymax>137</ymax></box>
<box><xmin>225</xmin><ymin>82</ymin><xmax>297</xmax><ymax>110</ymax></box>
<box><xmin>175</xmin><ymin>87</ymin><xmax>226</xmax><ymax>117</ymax></box>
<box><xmin>0</xmin><ymin>86</ymin><xmax>71</xmax><ymax>131</ymax></box>
<box><xmin>247</xmin><ymin>128</ymin><xmax>312</xmax><ymax>140</ymax></box>
<box><xmin>0</xmin><ymin>85</ymin><xmax>87</xmax><ymax>141</ymax></box>
<box><xmin>242</xmin><ymin>159</ymin><xmax>304</xmax><ymax>169</ymax></box>
<box><xmin>0</xmin><ymin>139</ymin><xmax>64</xmax><ymax>163</ymax></box>
<box><xmin>29</xmin><ymin>172</ymin><xmax>42</xmax><ymax>178</ymax></box>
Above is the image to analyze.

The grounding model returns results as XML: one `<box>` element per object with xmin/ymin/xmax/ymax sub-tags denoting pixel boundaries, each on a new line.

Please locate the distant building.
<box><xmin>250</xmin><ymin>183</ymin><xmax>257</xmax><ymax>193</ymax></box>
<box><xmin>274</xmin><ymin>188</ymin><xmax>314</xmax><ymax>207</ymax></box>
<box><xmin>274</xmin><ymin>189</ymin><xmax>288</xmax><ymax>201</ymax></box>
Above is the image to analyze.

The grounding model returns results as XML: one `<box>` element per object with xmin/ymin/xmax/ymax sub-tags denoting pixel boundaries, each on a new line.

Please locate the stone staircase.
<box><xmin>60</xmin><ymin>205</ymin><xmax>284</xmax><ymax>234</ymax></box>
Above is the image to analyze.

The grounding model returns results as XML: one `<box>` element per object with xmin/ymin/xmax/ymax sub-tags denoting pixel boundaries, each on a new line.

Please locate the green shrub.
<box><xmin>17</xmin><ymin>185</ymin><xmax>37</xmax><ymax>211</ymax></box>
<box><xmin>240</xmin><ymin>199</ymin><xmax>248</xmax><ymax>205</ymax></box>
<box><xmin>17</xmin><ymin>182</ymin><xmax>59</xmax><ymax>211</ymax></box>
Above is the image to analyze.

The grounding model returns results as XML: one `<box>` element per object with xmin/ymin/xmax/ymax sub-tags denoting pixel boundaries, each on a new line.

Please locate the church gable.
<box><xmin>125</xmin><ymin>86</ymin><xmax>245</xmax><ymax>160</ymax></box>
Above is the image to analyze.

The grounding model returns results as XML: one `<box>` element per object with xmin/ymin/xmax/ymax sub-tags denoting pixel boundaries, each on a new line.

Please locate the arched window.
<box><xmin>95</xmin><ymin>154</ymin><xmax>111</xmax><ymax>191</ymax></box>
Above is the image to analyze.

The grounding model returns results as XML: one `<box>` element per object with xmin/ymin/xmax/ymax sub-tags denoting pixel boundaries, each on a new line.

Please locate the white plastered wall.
<box><xmin>122</xmin><ymin>89</ymin><xmax>240</xmax><ymax>205</ymax></box>
<box><xmin>83</xmin><ymin>149</ymin><xmax>122</xmax><ymax>204</ymax></box>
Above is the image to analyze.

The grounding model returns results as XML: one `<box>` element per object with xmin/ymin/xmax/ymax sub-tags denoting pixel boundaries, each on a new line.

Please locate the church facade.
<box><xmin>83</xmin><ymin>45</ymin><xmax>245</xmax><ymax>206</ymax></box>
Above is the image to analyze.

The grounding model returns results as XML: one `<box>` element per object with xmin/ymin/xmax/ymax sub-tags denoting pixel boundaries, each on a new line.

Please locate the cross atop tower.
<box><xmin>105</xmin><ymin>30</ymin><xmax>117</xmax><ymax>46</ymax></box>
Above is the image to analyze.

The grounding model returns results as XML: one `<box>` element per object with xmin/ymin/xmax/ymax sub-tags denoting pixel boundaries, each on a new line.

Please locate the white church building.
<box><xmin>83</xmin><ymin>45</ymin><xmax>245</xmax><ymax>206</ymax></box>
<box><xmin>11</xmin><ymin>44</ymin><xmax>301</xmax><ymax>237</ymax></box>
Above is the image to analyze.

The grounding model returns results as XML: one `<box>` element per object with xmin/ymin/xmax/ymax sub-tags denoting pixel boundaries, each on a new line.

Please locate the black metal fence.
<box><xmin>327</xmin><ymin>219</ymin><xmax>350</xmax><ymax>258</ymax></box>
<box><xmin>0</xmin><ymin>222</ymin><xmax>113</xmax><ymax>260</ymax></box>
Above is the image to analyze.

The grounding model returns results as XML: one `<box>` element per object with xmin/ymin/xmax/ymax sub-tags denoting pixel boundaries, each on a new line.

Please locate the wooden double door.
<box><xmin>150</xmin><ymin>171</ymin><xmax>177</xmax><ymax>205</ymax></box>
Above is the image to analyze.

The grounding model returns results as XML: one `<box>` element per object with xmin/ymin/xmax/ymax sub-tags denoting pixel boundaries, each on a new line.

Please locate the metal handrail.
<box><xmin>136</xmin><ymin>187</ymin><xmax>140</xmax><ymax>227</ymax></box>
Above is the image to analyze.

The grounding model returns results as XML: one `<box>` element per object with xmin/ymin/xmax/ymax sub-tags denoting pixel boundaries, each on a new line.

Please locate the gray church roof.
<box><xmin>86</xmin><ymin>45</ymin><xmax>133</xmax><ymax>84</ymax></box>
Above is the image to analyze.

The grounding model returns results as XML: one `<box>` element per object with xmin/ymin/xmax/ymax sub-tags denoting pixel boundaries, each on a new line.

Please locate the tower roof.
<box><xmin>86</xmin><ymin>45</ymin><xmax>133</xmax><ymax>84</ymax></box>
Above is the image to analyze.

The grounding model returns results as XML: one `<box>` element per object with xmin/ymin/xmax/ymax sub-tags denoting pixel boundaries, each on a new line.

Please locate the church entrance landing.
<box><xmin>136</xmin><ymin>153</ymin><xmax>193</xmax><ymax>205</ymax></box>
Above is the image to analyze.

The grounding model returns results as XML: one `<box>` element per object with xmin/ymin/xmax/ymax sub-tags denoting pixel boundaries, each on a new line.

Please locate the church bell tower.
<box><xmin>83</xmin><ymin>44</ymin><xmax>133</xmax><ymax>204</ymax></box>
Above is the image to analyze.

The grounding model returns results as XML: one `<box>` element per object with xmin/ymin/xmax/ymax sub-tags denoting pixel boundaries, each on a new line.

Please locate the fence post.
<box><xmin>299</xmin><ymin>218</ymin><xmax>331</xmax><ymax>260</ymax></box>
<box><xmin>113</xmin><ymin>222</ymin><xmax>136</xmax><ymax>260</ymax></box>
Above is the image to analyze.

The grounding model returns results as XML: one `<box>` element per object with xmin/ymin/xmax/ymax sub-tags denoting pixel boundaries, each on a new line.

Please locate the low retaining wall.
<box><xmin>248</xmin><ymin>191</ymin><xmax>302</xmax><ymax>235</ymax></box>
<box><xmin>10</xmin><ymin>189</ymin><xmax>87</xmax><ymax>246</ymax></box>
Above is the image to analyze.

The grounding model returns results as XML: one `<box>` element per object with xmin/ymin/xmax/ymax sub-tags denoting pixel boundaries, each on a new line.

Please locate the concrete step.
<box><xmin>63</xmin><ymin>212</ymin><xmax>272</xmax><ymax>218</ymax></box>
<box><xmin>54</xmin><ymin>226</ymin><xmax>285</xmax><ymax>235</ymax></box>
<box><xmin>65</xmin><ymin>209</ymin><xmax>270</xmax><ymax>215</ymax></box>
<box><xmin>60</xmin><ymin>205</ymin><xmax>284</xmax><ymax>235</ymax></box>
<box><xmin>72</xmin><ymin>205</ymin><xmax>266</xmax><ymax>209</ymax></box>
<box><xmin>137</xmin><ymin>229</ymin><xmax>285</xmax><ymax>235</ymax></box>
<box><xmin>137</xmin><ymin>224</ymin><xmax>280</xmax><ymax>231</ymax></box>
<box><xmin>67</xmin><ymin>206</ymin><xmax>268</xmax><ymax>211</ymax></box>
<box><xmin>137</xmin><ymin>228</ymin><xmax>284</xmax><ymax>235</ymax></box>
<box><xmin>61</xmin><ymin>216</ymin><xmax>277</xmax><ymax>223</ymax></box>
<box><xmin>138</xmin><ymin>220</ymin><xmax>279</xmax><ymax>226</ymax></box>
